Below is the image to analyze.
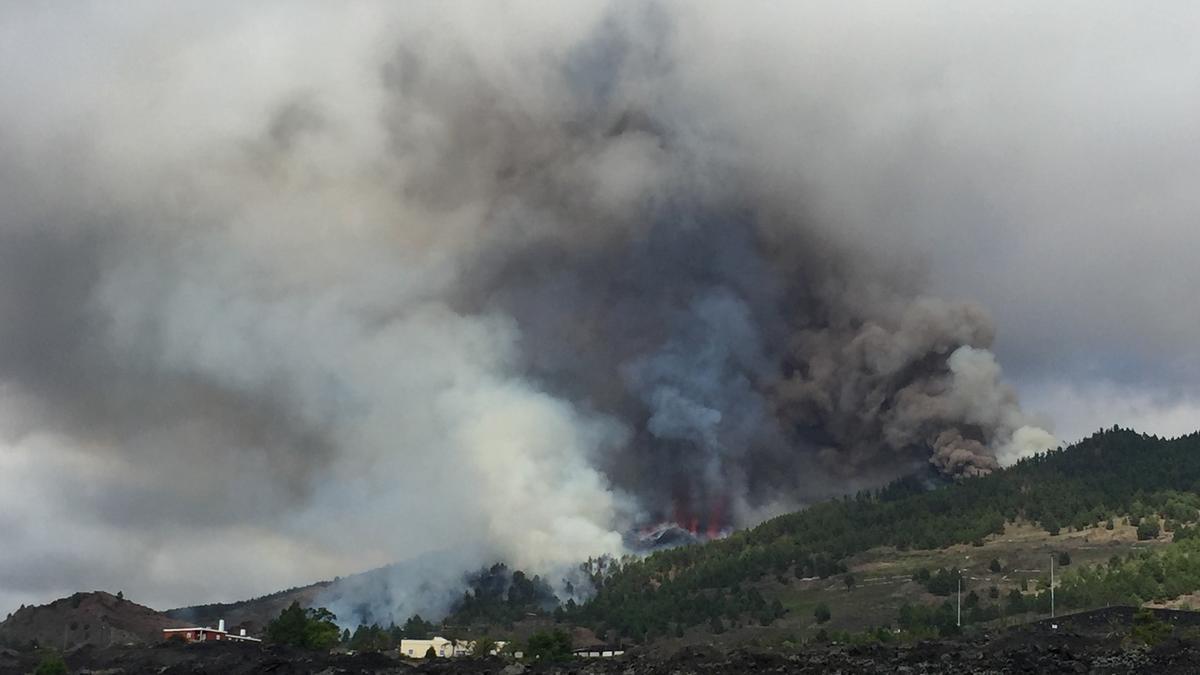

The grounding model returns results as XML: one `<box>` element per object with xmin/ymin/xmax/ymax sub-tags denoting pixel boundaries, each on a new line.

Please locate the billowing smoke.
<box><xmin>0</xmin><ymin>2</ymin><xmax>1057</xmax><ymax>621</ymax></box>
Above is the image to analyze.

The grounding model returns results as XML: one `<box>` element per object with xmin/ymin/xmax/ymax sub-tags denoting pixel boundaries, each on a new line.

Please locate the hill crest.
<box><xmin>0</xmin><ymin>591</ymin><xmax>186</xmax><ymax>650</ymax></box>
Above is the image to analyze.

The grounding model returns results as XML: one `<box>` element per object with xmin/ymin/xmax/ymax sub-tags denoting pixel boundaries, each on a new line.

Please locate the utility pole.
<box><xmin>957</xmin><ymin>570</ymin><xmax>962</xmax><ymax>628</ymax></box>
<box><xmin>1050</xmin><ymin>554</ymin><xmax>1055</xmax><ymax>619</ymax></box>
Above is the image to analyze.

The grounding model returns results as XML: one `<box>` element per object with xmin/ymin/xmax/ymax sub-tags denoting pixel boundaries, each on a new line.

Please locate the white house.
<box><xmin>399</xmin><ymin>636</ymin><xmax>507</xmax><ymax>658</ymax></box>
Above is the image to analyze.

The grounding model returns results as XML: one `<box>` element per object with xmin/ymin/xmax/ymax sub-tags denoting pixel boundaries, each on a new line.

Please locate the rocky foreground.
<box><xmin>3</xmin><ymin>607</ymin><xmax>1199</xmax><ymax>674</ymax></box>
<box><xmin>0</xmin><ymin>635</ymin><xmax>1196</xmax><ymax>675</ymax></box>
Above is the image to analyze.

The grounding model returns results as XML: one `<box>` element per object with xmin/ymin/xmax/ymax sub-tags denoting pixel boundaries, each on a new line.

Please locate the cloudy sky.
<box><xmin>1</xmin><ymin>2</ymin><xmax>1199</xmax><ymax>619</ymax></box>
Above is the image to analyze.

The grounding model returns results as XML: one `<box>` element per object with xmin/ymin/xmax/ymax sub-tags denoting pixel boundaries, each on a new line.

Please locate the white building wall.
<box><xmin>398</xmin><ymin>636</ymin><xmax>508</xmax><ymax>658</ymax></box>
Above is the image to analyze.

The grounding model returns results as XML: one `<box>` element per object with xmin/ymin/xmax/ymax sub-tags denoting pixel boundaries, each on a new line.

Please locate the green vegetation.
<box><xmin>334</xmin><ymin>615</ymin><xmax>440</xmax><ymax>653</ymax></box>
<box><xmin>813</xmin><ymin>602</ymin><xmax>831</xmax><ymax>624</ymax></box>
<box><xmin>570</xmin><ymin>428</ymin><xmax>1200</xmax><ymax>639</ymax></box>
<box><xmin>265</xmin><ymin>602</ymin><xmax>341</xmax><ymax>650</ymax></box>
<box><xmin>525</xmin><ymin>629</ymin><xmax>572</xmax><ymax>661</ymax></box>
<box><xmin>1138</xmin><ymin>517</ymin><xmax>1161</xmax><ymax>541</ymax></box>
<box><xmin>1052</xmin><ymin>536</ymin><xmax>1200</xmax><ymax>608</ymax></box>
<box><xmin>33</xmin><ymin>652</ymin><xmax>67</xmax><ymax>675</ymax></box>
<box><xmin>1131</xmin><ymin>607</ymin><xmax>1172</xmax><ymax>646</ymax></box>
<box><xmin>914</xmin><ymin>567</ymin><xmax>962</xmax><ymax>596</ymax></box>
<box><xmin>471</xmin><ymin>636</ymin><xmax>497</xmax><ymax>657</ymax></box>
<box><xmin>401</xmin><ymin>614</ymin><xmax>436</xmax><ymax>639</ymax></box>
<box><xmin>897</xmin><ymin>601</ymin><xmax>961</xmax><ymax>637</ymax></box>
<box><xmin>335</xmin><ymin>565</ymin><xmax>558</xmax><ymax>652</ymax></box>
<box><xmin>447</xmin><ymin>564</ymin><xmax>557</xmax><ymax>626</ymax></box>
<box><xmin>810</xmin><ymin>625</ymin><xmax>898</xmax><ymax>646</ymax></box>
<box><xmin>347</xmin><ymin>623</ymin><xmax>402</xmax><ymax>652</ymax></box>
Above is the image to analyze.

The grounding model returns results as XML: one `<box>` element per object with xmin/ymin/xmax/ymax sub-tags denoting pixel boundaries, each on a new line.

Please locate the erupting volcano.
<box><xmin>667</xmin><ymin>489</ymin><xmax>731</xmax><ymax>540</ymax></box>
<box><xmin>0</xmin><ymin>2</ymin><xmax>1074</xmax><ymax>624</ymax></box>
<box><xmin>633</xmin><ymin>493</ymin><xmax>733</xmax><ymax>550</ymax></box>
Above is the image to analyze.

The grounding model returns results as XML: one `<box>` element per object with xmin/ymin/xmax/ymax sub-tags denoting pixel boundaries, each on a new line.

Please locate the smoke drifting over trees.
<box><xmin>47</xmin><ymin>1</ymin><xmax>1200</xmax><ymax>621</ymax></box>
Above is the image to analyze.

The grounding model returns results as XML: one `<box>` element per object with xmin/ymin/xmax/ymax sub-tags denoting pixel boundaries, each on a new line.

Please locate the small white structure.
<box><xmin>573</xmin><ymin>645</ymin><xmax>625</xmax><ymax>658</ymax></box>
<box><xmin>162</xmin><ymin>618</ymin><xmax>262</xmax><ymax>644</ymax></box>
<box><xmin>399</xmin><ymin>636</ymin><xmax>506</xmax><ymax>658</ymax></box>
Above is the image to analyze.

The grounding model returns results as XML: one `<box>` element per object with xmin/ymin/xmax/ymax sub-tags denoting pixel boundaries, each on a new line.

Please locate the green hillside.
<box><xmin>569</xmin><ymin>427</ymin><xmax>1200</xmax><ymax>641</ymax></box>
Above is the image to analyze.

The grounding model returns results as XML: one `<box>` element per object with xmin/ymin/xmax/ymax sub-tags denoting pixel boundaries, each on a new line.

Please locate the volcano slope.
<box><xmin>165</xmin><ymin>427</ymin><xmax>1200</xmax><ymax>648</ymax></box>
<box><xmin>0</xmin><ymin>591</ymin><xmax>186</xmax><ymax>651</ymax></box>
<box><xmin>568</xmin><ymin>428</ymin><xmax>1200</xmax><ymax>643</ymax></box>
<box><xmin>306</xmin><ymin>427</ymin><xmax>1200</xmax><ymax>652</ymax></box>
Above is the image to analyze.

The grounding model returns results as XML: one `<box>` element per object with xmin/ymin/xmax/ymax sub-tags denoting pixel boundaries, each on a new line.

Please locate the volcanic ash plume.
<box><xmin>0</xmin><ymin>3</ymin><xmax>1055</xmax><ymax>617</ymax></box>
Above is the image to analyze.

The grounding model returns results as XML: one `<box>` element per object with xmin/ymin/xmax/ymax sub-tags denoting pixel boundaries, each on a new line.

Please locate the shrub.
<box><xmin>472</xmin><ymin>637</ymin><xmax>497</xmax><ymax>657</ymax></box>
<box><xmin>813</xmin><ymin>602</ymin><xmax>831</xmax><ymax>624</ymax></box>
<box><xmin>1132</xmin><ymin>608</ymin><xmax>1172</xmax><ymax>646</ymax></box>
<box><xmin>1138</xmin><ymin>518</ymin><xmax>1161</xmax><ymax>541</ymax></box>
<box><xmin>526</xmin><ymin>630</ymin><xmax>572</xmax><ymax>661</ymax></box>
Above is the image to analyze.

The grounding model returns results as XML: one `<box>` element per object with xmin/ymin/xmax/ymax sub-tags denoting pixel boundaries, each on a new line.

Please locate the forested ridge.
<box><xmin>570</xmin><ymin>427</ymin><xmax>1200</xmax><ymax>639</ymax></box>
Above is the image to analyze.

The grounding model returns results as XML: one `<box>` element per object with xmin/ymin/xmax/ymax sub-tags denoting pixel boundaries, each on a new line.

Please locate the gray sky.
<box><xmin>1</xmin><ymin>2</ymin><xmax>1199</xmax><ymax>619</ymax></box>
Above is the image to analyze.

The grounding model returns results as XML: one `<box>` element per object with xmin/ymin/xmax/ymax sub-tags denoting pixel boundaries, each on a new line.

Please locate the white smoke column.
<box><xmin>944</xmin><ymin>347</ymin><xmax>1057</xmax><ymax>465</ymax></box>
<box><xmin>447</xmin><ymin>383</ymin><xmax>630</xmax><ymax>570</ymax></box>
